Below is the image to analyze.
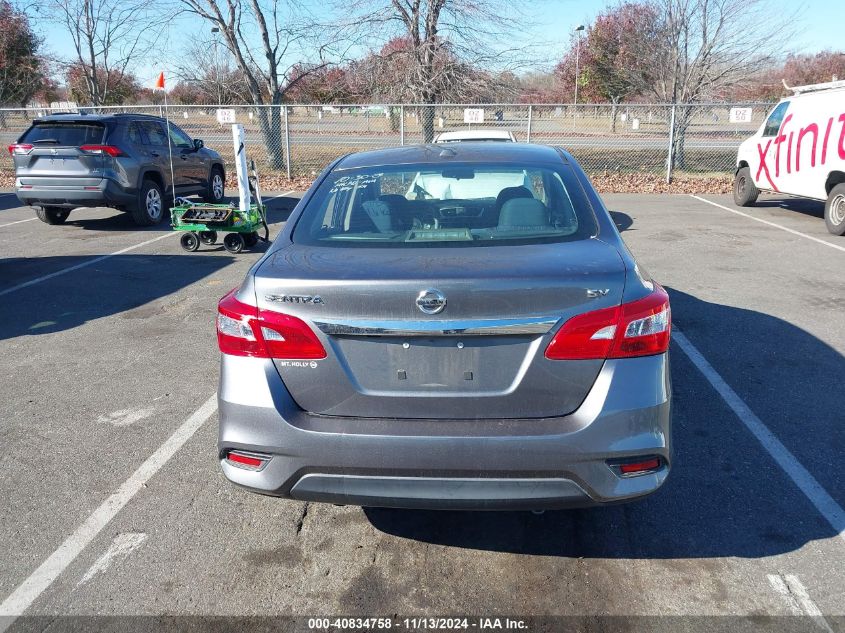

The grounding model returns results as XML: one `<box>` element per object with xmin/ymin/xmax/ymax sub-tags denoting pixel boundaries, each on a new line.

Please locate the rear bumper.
<box><xmin>218</xmin><ymin>353</ymin><xmax>672</xmax><ymax>510</ymax></box>
<box><xmin>15</xmin><ymin>177</ymin><xmax>136</xmax><ymax>209</ymax></box>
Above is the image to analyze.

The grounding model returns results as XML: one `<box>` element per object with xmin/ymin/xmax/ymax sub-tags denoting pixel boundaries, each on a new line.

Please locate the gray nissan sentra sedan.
<box><xmin>217</xmin><ymin>143</ymin><xmax>672</xmax><ymax>510</ymax></box>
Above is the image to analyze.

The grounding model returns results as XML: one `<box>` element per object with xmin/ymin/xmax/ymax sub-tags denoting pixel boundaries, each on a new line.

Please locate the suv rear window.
<box><xmin>21</xmin><ymin>122</ymin><xmax>105</xmax><ymax>146</ymax></box>
<box><xmin>293</xmin><ymin>162</ymin><xmax>598</xmax><ymax>248</ymax></box>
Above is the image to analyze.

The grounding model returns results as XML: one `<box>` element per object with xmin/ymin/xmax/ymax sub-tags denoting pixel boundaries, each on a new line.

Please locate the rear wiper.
<box><xmin>32</xmin><ymin>139</ymin><xmax>60</xmax><ymax>144</ymax></box>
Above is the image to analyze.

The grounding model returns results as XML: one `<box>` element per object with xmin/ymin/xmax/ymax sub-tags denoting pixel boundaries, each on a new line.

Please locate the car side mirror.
<box><xmin>193</xmin><ymin>139</ymin><xmax>204</xmax><ymax>151</ymax></box>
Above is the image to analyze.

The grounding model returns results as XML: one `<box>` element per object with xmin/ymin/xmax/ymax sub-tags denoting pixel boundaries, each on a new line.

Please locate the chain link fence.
<box><xmin>1</xmin><ymin>102</ymin><xmax>773</xmax><ymax>182</ymax></box>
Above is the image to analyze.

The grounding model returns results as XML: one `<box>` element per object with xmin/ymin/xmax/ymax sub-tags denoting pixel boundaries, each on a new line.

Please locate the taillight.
<box><xmin>8</xmin><ymin>143</ymin><xmax>33</xmax><ymax>155</ymax></box>
<box><xmin>79</xmin><ymin>144</ymin><xmax>124</xmax><ymax>157</ymax></box>
<box><xmin>216</xmin><ymin>288</ymin><xmax>326</xmax><ymax>359</ymax></box>
<box><xmin>545</xmin><ymin>285</ymin><xmax>671</xmax><ymax>360</ymax></box>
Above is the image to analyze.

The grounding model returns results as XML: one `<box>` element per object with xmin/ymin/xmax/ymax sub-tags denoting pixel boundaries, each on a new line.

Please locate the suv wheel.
<box><xmin>203</xmin><ymin>167</ymin><xmax>225</xmax><ymax>203</ymax></box>
<box><xmin>36</xmin><ymin>206</ymin><xmax>70</xmax><ymax>225</ymax></box>
<box><xmin>133</xmin><ymin>179</ymin><xmax>166</xmax><ymax>226</ymax></box>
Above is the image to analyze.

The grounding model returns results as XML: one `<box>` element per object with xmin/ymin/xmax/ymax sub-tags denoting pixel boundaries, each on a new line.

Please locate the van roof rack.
<box><xmin>782</xmin><ymin>78</ymin><xmax>845</xmax><ymax>95</ymax></box>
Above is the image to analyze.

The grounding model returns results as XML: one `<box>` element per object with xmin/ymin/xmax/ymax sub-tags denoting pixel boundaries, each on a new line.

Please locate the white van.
<box><xmin>733</xmin><ymin>80</ymin><xmax>845</xmax><ymax>235</ymax></box>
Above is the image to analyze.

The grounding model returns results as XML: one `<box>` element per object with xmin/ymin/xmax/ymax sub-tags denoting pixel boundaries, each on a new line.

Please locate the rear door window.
<box><xmin>167</xmin><ymin>125</ymin><xmax>193</xmax><ymax>148</ymax></box>
<box><xmin>21</xmin><ymin>122</ymin><xmax>105</xmax><ymax>147</ymax></box>
<box><xmin>128</xmin><ymin>122</ymin><xmax>146</xmax><ymax>145</ymax></box>
<box><xmin>140</xmin><ymin>121</ymin><xmax>168</xmax><ymax>146</ymax></box>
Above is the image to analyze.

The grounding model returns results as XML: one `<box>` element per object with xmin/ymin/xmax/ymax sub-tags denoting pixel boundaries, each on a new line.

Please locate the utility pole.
<box><xmin>573</xmin><ymin>24</ymin><xmax>585</xmax><ymax>123</ymax></box>
<box><xmin>211</xmin><ymin>27</ymin><xmax>221</xmax><ymax>104</ymax></box>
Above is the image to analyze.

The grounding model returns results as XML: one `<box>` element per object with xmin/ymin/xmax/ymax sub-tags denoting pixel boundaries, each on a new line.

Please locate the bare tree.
<box><xmin>346</xmin><ymin>0</ymin><xmax>533</xmax><ymax>141</ymax></box>
<box><xmin>47</xmin><ymin>0</ymin><xmax>160</xmax><ymax>107</ymax></box>
<box><xmin>636</xmin><ymin>0</ymin><xmax>798</xmax><ymax>171</ymax></box>
<box><xmin>176</xmin><ymin>0</ymin><xmax>351</xmax><ymax>169</ymax></box>
<box><xmin>173</xmin><ymin>38</ymin><xmax>252</xmax><ymax>105</ymax></box>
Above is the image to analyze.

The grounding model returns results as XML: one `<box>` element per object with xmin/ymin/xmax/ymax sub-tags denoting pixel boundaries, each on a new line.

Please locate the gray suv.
<box><xmin>9</xmin><ymin>113</ymin><xmax>226</xmax><ymax>226</ymax></box>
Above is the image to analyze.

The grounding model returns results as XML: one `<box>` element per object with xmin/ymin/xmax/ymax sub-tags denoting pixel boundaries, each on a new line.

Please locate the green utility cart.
<box><xmin>171</xmin><ymin>199</ymin><xmax>269</xmax><ymax>254</ymax></box>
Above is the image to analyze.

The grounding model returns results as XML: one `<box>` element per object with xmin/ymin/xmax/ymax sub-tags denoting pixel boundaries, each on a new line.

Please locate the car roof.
<box><xmin>334</xmin><ymin>142</ymin><xmax>567</xmax><ymax>171</ymax></box>
<box><xmin>435</xmin><ymin>129</ymin><xmax>514</xmax><ymax>142</ymax></box>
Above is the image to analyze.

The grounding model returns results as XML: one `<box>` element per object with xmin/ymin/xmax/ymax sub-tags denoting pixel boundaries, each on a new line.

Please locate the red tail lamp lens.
<box><xmin>546</xmin><ymin>285</ymin><xmax>671</xmax><ymax>360</ymax></box>
<box><xmin>216</xmin><ymin>289</ymin><xmax>326</xmax><ymax>359</ymax></box>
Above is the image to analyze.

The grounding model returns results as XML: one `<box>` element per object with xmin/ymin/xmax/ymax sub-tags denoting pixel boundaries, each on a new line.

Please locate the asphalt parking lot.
<box><xmin>0</xmin><ymin>188</ymin><xmax>843</xmax><ymax>631</ymax></box>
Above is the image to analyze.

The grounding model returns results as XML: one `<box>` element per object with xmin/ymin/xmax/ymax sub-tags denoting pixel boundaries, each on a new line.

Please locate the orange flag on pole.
<box><xmin>155</xmin><ymin>72</ymin><xmax>165</xmax><ymax>90</ymax></box>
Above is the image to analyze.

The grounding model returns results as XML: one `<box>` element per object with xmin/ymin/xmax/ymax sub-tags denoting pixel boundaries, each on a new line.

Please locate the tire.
<box><xmin>199</xmin><ymin>230</ymin><xmax>218</xmax><ymax>245</ymax></box>
<box><xmin>223</xmin><ymin>232</ymin><xmax>244</xmax><ymax>254</ymax></box>
<box><xmin>203</xmin><ymin>167</ymin><xmax>225</xmax><ymax>203</ymax></box>
<box><xmin>133</xmin><ymin>179</ymin><xmax>166</xmax><ymax>226</ymax></box>
<box><xmin>180</xmin><ymin>232</ymin><xmax>200</xmax><ymax>252</ymax></box>
<box><xmin>733</xmin><ymin>167</ymin><xmax>759</xmax><ymax>206</ymax></box>
<box><xmin>35</xmin><ymin>206</ymin><xmax>70</xmax><ymax>225</ymax></box>
<box><xmin>243</xmin><ymin>231</ymin><xmax>259</xmax><ymax>248</ymax></box>
<box><xmin>824</xmin><ymin>183</ymin><xmax>845</xmax><ymax>236</ymax></box>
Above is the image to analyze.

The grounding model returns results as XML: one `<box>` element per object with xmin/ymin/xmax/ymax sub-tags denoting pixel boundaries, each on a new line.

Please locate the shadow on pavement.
<box><xmin>609</xmin><ymin>210</ymin><xmax>634</xmax><ymax>232</ymax></box>
<box><xmin>751</xmin><ymin>196</ymin><xmax>824</xmax><ymax>220</ymax></box>
<box><xmin>1</xmin><ymin>194</ymin><xmax>299</xmax><ymax>232</ymax></box>
<box><xmin>0</xmin><ymin>194</ymin><xmax>23</xmax><ymax>212</ymax></box>
<box><xmin>265</xmin><ymin>194</ymin><xmax>300</xmax><ymax>225</ymax></box>
<box><xmin>365</xmin><ymin>287</ymin><xmax>843</xmax><ymax>559</ymax></box>
<box><xmin>0</xmin><ymin>254</ymin><xmax>235</xmax><ymax>340</ymax></box>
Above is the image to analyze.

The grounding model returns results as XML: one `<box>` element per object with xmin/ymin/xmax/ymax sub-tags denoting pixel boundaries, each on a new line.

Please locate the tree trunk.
<box><xmin>610</xmin><ymin>100</ymin><xmax>619</xmax><ymax>133</ymax></box>
<box><xmin>671</xmin><ymin>105</ymin><xmax>691</xmax><ymax>171</ymax></box>
<box><xmin>256</xmin><ymin>104</ymin><xmax>284</xmax><ymax>171</ymax></box>
<box><xmin>420</xmin><ymin>105</ymin><xmax>436</xmax><ymax>143</ymax></box>
<box><xmin>388</xmin><ymin>107</ymin><xmax>400</xmax><ymax>133</ymax></box>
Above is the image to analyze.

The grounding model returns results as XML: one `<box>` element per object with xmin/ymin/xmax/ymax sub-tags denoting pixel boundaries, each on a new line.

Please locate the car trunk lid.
<box><xmin>254</xmin><ymin>239</ymin><xmax>626</xmax><ymax>419</ymax></box>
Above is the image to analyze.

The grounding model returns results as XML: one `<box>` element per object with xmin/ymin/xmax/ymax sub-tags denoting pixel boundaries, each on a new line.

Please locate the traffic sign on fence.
<box><xmin>216</xmin><ymin>109</ymin><xmax>236</xmax><ymax>124</ymax></box>
<box><xmin>463</xmin><ymin>108</ymin><xmax>484</xmax><ymax>124</ymax></box>
<box><xmin>729</xmin><ymin>107</ymin><xmax>753</xmax><ymax>123</ymax></box>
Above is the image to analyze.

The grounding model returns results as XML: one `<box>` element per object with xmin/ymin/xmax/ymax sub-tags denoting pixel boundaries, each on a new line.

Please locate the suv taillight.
<box><xmin>8</xmin><ymin>143</ymin><xmax>33</xmax><ymax>155</ymax></box>
<box><xmin>216</xmin><ymin>289</ymin><xmax>327</xmax><ymax>359</ymax></box>
<box><xmin>79</xmin><ymin>144</ymin><xmax>124</xmax><ymax>157</ymax></box>
<box><xmin>545</xmin><ymin>285</ymin><xmax>671</xmax><ymax>360</ymax></box>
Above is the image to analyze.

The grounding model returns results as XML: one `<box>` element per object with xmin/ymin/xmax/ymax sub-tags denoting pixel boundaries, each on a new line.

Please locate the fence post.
<box><xmin>526</xmin><ymin>105</ymin><xmax>533</xmax><ymax>143</ymax></box>
<box><xmin>400</xmin><ymin>105</ymin><xmax>405</xmax><ymax>146</ymax></box>
<box><xmin>284</xmin><ymin>105</ymin><xmax>291</xmax><ymax>180</ymax></box>
<box><xmin>666</xmin><ymin>104</ymin><xmax>676</xmax><ymax>183</ymax></box>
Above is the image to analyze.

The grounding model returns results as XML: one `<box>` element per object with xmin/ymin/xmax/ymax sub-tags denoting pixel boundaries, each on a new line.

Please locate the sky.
<box><xmin>30</xmin><ymin>0</ymin><xmax>843</xmax><ymax>92</ymax></box>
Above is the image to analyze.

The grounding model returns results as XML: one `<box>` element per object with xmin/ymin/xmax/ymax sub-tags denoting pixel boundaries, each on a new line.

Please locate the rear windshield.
<box><xmin>292</xmin><ymin>162</ymin><xmax>598</xmax><ymax>248</ymax></box>
<box><xmin>21</xmin><ymin>122</ymin><xmax>105</xmax><ymax>146</ymax></box>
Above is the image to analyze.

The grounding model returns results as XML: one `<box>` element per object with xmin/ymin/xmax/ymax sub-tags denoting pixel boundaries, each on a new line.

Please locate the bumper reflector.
<box><xmin>619</xmin><ymin>457</ymin><xmax>661</xmax><ymax>475</ymax></box>
<box><xmin>225</xmin><ymin>450</ymin><xmax>269</xmax><ymax>470</ymax></box>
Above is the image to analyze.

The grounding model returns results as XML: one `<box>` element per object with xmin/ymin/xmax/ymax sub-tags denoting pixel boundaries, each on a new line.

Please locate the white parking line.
<box><xmin>689</xmin><ymin>195</ymin><xmax>845</xmax><ymax>253</ymax></box>
<box><xmin>0</xmin><ymin>218</ymin><xmax>37</xmax><ymax>229</ymax></box>
<box><xmin>0</xmin><ymin>231</ymin><xmax>175</xmax><ymax>298</ymax></box>
<box><xmin>264</xmin><ymin>190</ymin><xmax>295</xmax><ymax>202</ymax></box>
<box><xmin>768</xmin><ymin>574</ymin><xmax>833</xmax><ymax>631</ymax></box>
<box><xmin>0</xmin><ymin>394</ymin><xmax>217</xmax><ymax>622</ymax></box>
<box><xmin>673</xmin><ymin>329</ymin><xmax>845</xmax><ymax>545</ymax></box>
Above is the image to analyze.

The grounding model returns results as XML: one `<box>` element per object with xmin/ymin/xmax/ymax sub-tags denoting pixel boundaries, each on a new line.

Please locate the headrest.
<box><xmin>498</xmin><ymin>197</ymin><xmax>548</xmax><ymax>227</ymax></box>
<box><xmin>495</xmin><ymin>186</ymin><xmax>533</xmax><ymax>208</ymax></box>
